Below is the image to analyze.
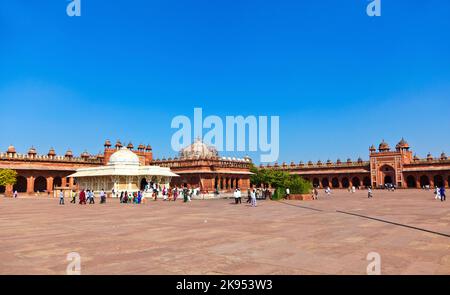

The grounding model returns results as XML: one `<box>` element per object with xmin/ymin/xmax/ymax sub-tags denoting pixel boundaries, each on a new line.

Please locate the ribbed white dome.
<box><xmin>108</xmin><ymin>148</ymin><xmax>139</xmax><ymax>165</ymax></box>
<box><xmin>179</xmin><ymin>138</ymin><xmax>218</xmax><ymax>158</ymax></box>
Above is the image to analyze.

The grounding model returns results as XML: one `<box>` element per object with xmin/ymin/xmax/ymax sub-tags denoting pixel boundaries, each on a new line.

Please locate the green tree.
<box><xmin>250</xmin><ymin>165</ymin><xmax>312</xmax><ymax>200</ymax></box>
<box><xmin>0</xmin><ymin>169</ymin><xmax>18</xmax><ymax>187</ymax></box>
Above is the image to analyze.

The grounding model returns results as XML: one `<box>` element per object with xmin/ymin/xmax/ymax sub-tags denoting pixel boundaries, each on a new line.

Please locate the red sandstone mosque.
<box><xmin>0</xmin><ymin>138</ymin><xmax>449</xmax><ymax>196</ymax></box>
<box><xmin>0</xmin><ymin>139</ymin><xmax>252</xmax><ymax>196</ymax></box>
<box><xmin>267</xmin><ymin>139</ymin><xmax>450</xmax><ymax>189</ymax></box>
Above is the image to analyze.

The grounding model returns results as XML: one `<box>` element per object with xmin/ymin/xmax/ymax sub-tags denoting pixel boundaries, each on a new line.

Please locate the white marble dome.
<box><xmin>179</xmin><ymin>138</ymin><xmax>218</xmax><ymax>158</ymax></box>
<box><xmin>108</xmin><ymin>147</ymin><xmax>140</xmax><ymax>165</ymax></box>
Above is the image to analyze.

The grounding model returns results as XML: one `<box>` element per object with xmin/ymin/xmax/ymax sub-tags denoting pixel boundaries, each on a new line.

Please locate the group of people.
<box><xmin>434</xmin><ymin>186</ymin><xmax>447</xmax><ymax>201</ymax></box>
<box><xmin>59</xmin><ymin>189</ymin><xmax>107</xmax><ymax>205</ymax></box>
<box><xmin>142</xmin><ymin>183</ymin><xmax>200</xmax><ymax>202</ymax></box>
<box><xmin>118</xmin><ymin>191</ymin><xmax>144</xmax><ymax>204</ymax></box>
<box><xmin>232</xmin><ymin>188</ymin><xmax>258</xmax><ymax>207</ymax></box>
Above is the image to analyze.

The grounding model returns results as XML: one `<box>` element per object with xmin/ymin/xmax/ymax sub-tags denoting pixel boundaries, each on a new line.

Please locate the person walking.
<box><xmin>440</xmin><ymin>186</ymin><xmax>446</xmax><ymax>202</ymax></box>
<box><xmin>70</xmin><ymin>189</ymin><xmax>77</xmax><ymax>203</ymax></box>
<box><xmin>285</xmin><ymin>187</ymin><xmax>290</xmax><ymax>200</ymax></box>
<box><xmin>59</xmin><ymin>190</ymin><xmax>65</xmax><ymax>205</ymax></box>
<box><xmin>435</xmin><ymin>187</ymin><xmax>441</xmax><ymax>200</ymax></box>
<box><xmin>247</xmin><ymin>188</ymin><xmax>251</xmax><ymax>203</ymax></box>
<box><xmin>368</xmin><ymin>187</ymin><xmax>373</xmax><ymax>198</ymax></box>
<box><xmin>100</xmin><ymin>189</ymin><xmax>106</xmax><ymax>204</ymax></box>
<box><xmin>250</xmin><ymin>189</ymin><xmax>257</xmax><ymax>207</ymax></box>
<box><xmin>13</xmin><ymin>190</ymin><xmax>18</xmax><ymax>198</ymax></box>
<box><xmin>234</xmin><ymin>189</ymin><xmax>239</xmax><ymax>204</ymax></box>
<box><xmin>173</xmin><ymin>187</ymin><xmax>178</xmax><ymax>202</ymax></box>
<box><xmin>79</xmin><ymin>189</ymin><xmax>86</xmax><ymax>205</ymax></box>
<box><xmin>313</xmin><ymin>187</ymin><xmax>319</xmax><ymax>200</ymax></box>
<box><xmin>237</xmin><ymin>188</ymin><xmax>242</xmax><ymax>204</ymax></box>
<box><xmin>89</xmin><ymin>190</ymin><xmax>95</xmax><ymax>204</ymax></box>
<box><xmin>183</xmin><ymin>187</ymin><xmax>188</xmax><ymax>203</ymax></box>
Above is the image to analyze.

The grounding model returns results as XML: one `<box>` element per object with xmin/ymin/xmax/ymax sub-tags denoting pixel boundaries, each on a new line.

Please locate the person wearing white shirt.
<box><xmin>234</xmin><ymin>189</ymin><xmax>239</xmax><ymax>204</ymax></box>
<box><xmin>250</xmin><ymin>189</ymin><xmax>257</xmax><ymax>207</ymax></box>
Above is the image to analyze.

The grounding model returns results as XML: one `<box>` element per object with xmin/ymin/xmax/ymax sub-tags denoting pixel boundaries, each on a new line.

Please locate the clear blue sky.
<box><xmin>1</xmin><ymin>0</ymin><xmax>449</xmax><ymax>163</ymax></box>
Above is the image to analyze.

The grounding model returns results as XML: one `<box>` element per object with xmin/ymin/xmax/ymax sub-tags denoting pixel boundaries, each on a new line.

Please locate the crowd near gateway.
<box><xmin>0</xmin><ymin>137</ymin><xmax>449</xmax><ymax>198</ymax></box>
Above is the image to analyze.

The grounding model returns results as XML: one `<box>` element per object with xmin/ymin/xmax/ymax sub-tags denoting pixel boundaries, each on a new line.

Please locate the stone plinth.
<box><xmin>288</xmin><ymin>194</ymin><xmax>313</xmax><ymax>201</ymax></box>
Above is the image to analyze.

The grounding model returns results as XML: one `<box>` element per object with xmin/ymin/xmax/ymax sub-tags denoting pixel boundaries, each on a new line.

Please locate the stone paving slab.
<box><xmin>0</xmin><ymin>190</ymin><xmax>448</xmax><ymax>274</ymax></box>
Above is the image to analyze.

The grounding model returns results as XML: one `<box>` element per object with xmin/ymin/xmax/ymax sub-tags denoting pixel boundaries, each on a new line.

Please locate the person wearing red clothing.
<box><xmin>79</xmin><ymin>189</ymin><xmax>86</xmax><ymax>205</ymax></box>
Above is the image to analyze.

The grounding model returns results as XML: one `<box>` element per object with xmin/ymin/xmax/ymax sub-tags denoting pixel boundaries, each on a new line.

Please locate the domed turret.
<box><xmin>357</xmin><ymin>157</ymin><xmax>363</xmax><ymax>163</ymax></box>
<box><xmin>326</xmin><ymin>159</ymin><xmax>332</xmax><ymax>165</ymax></box>
<box><xmin>65</xmin><ymin>149</ymin><xmax>73</xmax><ymax>158</ymax></box>
<box><xmin>317</xmin><ymin>160</ymin><xmax>322</xmax><ymax>166</ymax></box>
<box><xmin>413</xmin><ymin>154</ymin><xmax>420</xmax><ymax>161</ymax></box>
<box><xmin>115</xmin><ymin>140</ymin><xmax>123</xmax><ymax>149</ymax></box>
<box><xmin>369</xmin><ymin>145</ymin><xmax>376</xmax><ymax>153</ymax></box>
<box><xmin>81</xmin><ymin>151</ymin><xmax>90</xmax><ymax>159</ymax></box>
<box><xmin>440</xmin><ymin>152</ymin><xmax>447</xmax><ymax>160</ymax></box>
<box><xmin>427</xmin><ymin>153</ymin><xmax>433</xmax><ymax>161</ymax></box>
<box><xmin>104</xmin><ymin>140</ymin><xmax>112</xmax><ymax>148</ymax></box>
<box><xmin>28</xmin><ymin>146</ymin><xmax>37</xmax><ymax>156</ymax></box>
<box><xmin>336</xmin><ymin>158</ymin><xmax>342</xmax><ymax>165</ymax></box>
<box><xmin>145</xmin><ymin>144</ymin><xmax>152</xmax><ymax>151</ymax></box>
<box><xmin>378</xmin><ymin>140</ymin><xmax>390</xmax><ymax>152</ymax></box>
<box><xmin>7</xmin><ymin>145</ymin><xmax>16</xmax><ymax>154</ymax></box>
<box><xmin>137</xmin><ymin>144</ymin><xmax>145</xmax><ymax>151</ymax></box>
<box><xmin>347</xmin><ymin>158</ymin><xmax>352</xmax><ymax>164</ymax></box>
<box><xmin>48</xmin><ymin>148</ymin><xmax>56</xmax><ymax>157</ymax></box>
<box><xmin>179</xmin><ymin>139</ymin><xmax>218</xmax><ymax>159</ymax></box>
<box><xmin>396</xmin><ymin>138</ymin><xmax>410</xmax><ymax>151</ymax></box>
<box><xmin>127</xmin><ymin>142</ymin><xmax>134</xmax><ymax>150</ymax></box>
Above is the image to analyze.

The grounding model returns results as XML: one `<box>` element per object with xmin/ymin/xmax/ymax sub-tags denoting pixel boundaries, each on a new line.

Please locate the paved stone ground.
<box><xmin>0</xmin><ymin>190</ymin><xmax>449</xmax><ymax>275</ymax></box>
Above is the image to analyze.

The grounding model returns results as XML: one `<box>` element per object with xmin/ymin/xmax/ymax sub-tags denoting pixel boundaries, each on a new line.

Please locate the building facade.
<box><xmin>266</xmin><ymin>139</ymin><xmax>450</xmax><ymax>189</ymax></box>
<box><xmin>153</xmin><ymin>139</ymin><xmax>252</xmax><ymax>193</ymax></box>
<box><xmin>0</xmin><ymin>139</ymin><xmax>252</xmax><ymax>196</ymax></box>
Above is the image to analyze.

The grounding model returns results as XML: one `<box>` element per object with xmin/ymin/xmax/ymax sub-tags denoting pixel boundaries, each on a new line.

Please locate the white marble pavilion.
<box><xmin>69</xmin><ymin>147</ymin><xmax>178</xmax><ymax>196</ymax></box>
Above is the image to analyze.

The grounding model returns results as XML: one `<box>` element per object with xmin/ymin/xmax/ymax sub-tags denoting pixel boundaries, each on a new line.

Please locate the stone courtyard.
<box><xmin>0</xmin><ymin>190</ymin><xmax>448</xmax><ymax>275</ymax></box>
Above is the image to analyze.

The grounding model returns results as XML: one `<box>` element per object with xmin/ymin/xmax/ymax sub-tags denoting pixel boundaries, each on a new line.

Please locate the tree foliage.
<box><xmin>0</xmin><ymin>169</ymin><xmax>18</xmax><ymax>187</ymax></box>
<box><xmin>250</xmin><ymin>164</ymin><xmax>312</xmax><ymax>197</ymax></box>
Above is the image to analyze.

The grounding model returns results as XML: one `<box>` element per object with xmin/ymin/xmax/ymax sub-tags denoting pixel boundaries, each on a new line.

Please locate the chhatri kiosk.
<box><xmin>69</xmin><ymin>147</ymin><xmax>178</xmax><ymax>197</ymax></box>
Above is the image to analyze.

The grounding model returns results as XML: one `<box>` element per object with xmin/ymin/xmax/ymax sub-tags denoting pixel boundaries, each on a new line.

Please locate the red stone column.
<box><xmin>26</xmin><ymin>176</ymin><xmax>34</xmax><ymax>194</ymax></box>
<box><xmin>241</xmin><ymin>178</ymin><xmax>250</xmax><ymax>190</ymax></box>
<box><xmin>69</xmin><ymin>177</ymin><xmax>74</xmax><ymax>188</ymax></box>
<box><xmin>46</xmin><ymin>177</ymin><xmax>54</xmax><ymax>193</ymax></box>
<box><xmin>445</xmin><ymin>175</ymin><xmax>449</xmax><ymax>188</ymax></box>
<box><xmin>62</xmin><ymin>177</ymin><xmax>67</xmax><ymax>187</ymax></box>
<box><xmin>429</xmin><ymin>175</ymin><xmax>435</xmax><ymax>188</ymax></box>
<box><xmin>5</xmin><ymin>184</ymin><xmax>13</xmax><ymax>197</ymax></box>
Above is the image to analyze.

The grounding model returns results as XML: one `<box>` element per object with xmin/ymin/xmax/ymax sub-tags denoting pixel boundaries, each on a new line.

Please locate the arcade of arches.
<box><xmin>1</xmin><ymin>139</ymin><xmax>449</xmax><ymax>196</ymax></box>
<box><xmin>0</xmin><ymin>139</ymin><xmax>252</xmax><ymax>196</ymax></box>
<box><xmin>268</xmin><ymin>139</ymin><xmax>450</xmax><ymax>189</ymax></box>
